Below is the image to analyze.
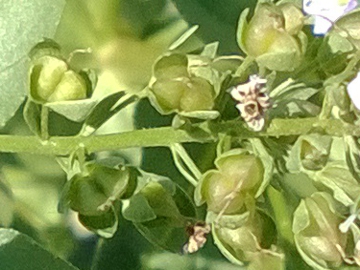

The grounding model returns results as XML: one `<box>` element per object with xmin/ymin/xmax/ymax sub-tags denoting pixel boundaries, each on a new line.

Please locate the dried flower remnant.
<box><xmin>230</xmin><ymin>75</ymin><xmax>271</xmax><ymax>131</ymax></box>
<box><xmin>183</xmin><ymin>222</ymin><xmax>211</xmax><ymax>254</ymax></box>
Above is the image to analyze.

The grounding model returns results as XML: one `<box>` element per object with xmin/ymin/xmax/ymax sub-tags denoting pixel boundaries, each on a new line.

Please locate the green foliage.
<box><xmin>122</xmin><ymin>173</ymin><xmax>197</xmax><ymax>252</ymax></box>
<box><xmin>0</xmin><ymin>228</ymin><xmax>78</xmax><ymax>270</ymax></box>
<box><xmin>3</xmin><ymin>0</ymin><xmax>360</xmax><ymax>269</ymax></box>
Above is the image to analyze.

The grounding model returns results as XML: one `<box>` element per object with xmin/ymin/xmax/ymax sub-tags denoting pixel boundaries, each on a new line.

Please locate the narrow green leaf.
<box><xmin>168</xmin><ymin>25</ymin><xmax>199</xmax><ymax>51</ymax></box>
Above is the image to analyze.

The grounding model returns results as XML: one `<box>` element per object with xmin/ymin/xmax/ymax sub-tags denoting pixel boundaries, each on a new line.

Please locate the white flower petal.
<box><xmin>313</xmin><ymin>16</ymin><xmax>334</xmax><ymax>34</ymax></box>
<box><xmin>347</xmin><ymin>72</ymin><xmax>360</xmax><ymax>110</ymax></box>
<box><xmin>303</xmin><ymin>0</ymin><xmax>339</xmax><ymax>15</ymax></box>
<box><xmin>303</xmin><ymin>0</ymin><xmax>358</xmax><ymax>35</ymax></box>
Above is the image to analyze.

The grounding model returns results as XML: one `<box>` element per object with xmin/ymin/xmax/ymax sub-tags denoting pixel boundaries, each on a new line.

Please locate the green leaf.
<box><xmin>270</xmin><ymin>81</ymin><xmax>319</xmax><ymax>102</ymax></box>
<box><xmin>82</xmin><ymin>91</ymin><xmax>133</xmax><ymax>134</ymax></box>
<box><xmin>0</xmin><ymin>180</ymin><xmax>14</xmax><ymax>227</ymax></box>
<box><xmin>0</xmin><ymin>228</ymin><xmax>78</xmax><ymax>270</ymax></box>
<box><xmin>345</xmin><ymin>136</ymin><xmax>360</xmax><ymax>182</ymax></box>
<box><xmin>332</xmin><ymin>9</ymin><xmax>360</xmax><ymax>50</ymax></box>
<box><xmin>45</xmin><ymin>99</ymin><xmax>97</xmax><ymax>122</ymax></box>
<box><xmin>142</xmin><ymin>252</ymin><xmax>245</xmax><ymax>270</ymax></box>
<box><xmin>168</xmin><ymin>25</ymin><xmax>199</xmax><ymax>51</ymax></box>
<box><xmin>314</xmin><ymin>162</ymin><xmax>360</xmax><ymax>206</ymax></box>
<box><xmin>317</xmin><ymin>34</ymin><xmax>352</xmax><ymax>74</ymax></box>
<box><xmin>139</xmin><ymin>181</ymin><xmax>182</xmax><ymax>219</ymax></box>
<box><xmin>200</xmin><ymin>42</ymin><xmax>219</xmax><ymax>59</ymax></box>
<box><xmin>250</xmin><ymin>138</ymin><xmax>274</xmax><ymax>197</ymax></box>
<box><xmin>206</xmin><ymin>210</ymin><xmax>250</xmax><ymax>229</ymax></box>
<box><xmin>123</xmin><ymin>176</ymin><xmax>197</xmax><ymax>252</ymax></box>
<box><xmin>122</xmin><ymin>194</ymin><xmax>157</xmax><ymax>222</ymax></box>
<box><xmin>23</xmin><ymin>100</ymin><xmax>42</xmax><ymax>136</ymax></box>
<box><xmin>0</xmin><ymin>0</ymin><xmax>65</xmax><ymax>127</ymax></box>
<box><xmin>236</xmin><ymin>8</ymin><xmax>250</xmax><ymax>54</ymax></box>
<box><xmin>256</xmin><ymin>49</ymin><xmax>301</xmax><ymax>72</ymax></box>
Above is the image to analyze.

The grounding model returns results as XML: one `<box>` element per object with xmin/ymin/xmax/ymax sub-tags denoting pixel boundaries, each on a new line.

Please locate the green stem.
<box><xmin>319</xmin><ymin>90</ymin><xmax>332</xmax><ymax>120</ymax></box>
<box><xmin>170</xmin><ymin>144</ymin><xmax>198</xmax><ymax>187</ymax></box>
<box><xmin>267</xmin><ymin>185</ymin><xmax>294</xmax><ymax>245</ymax></box>
<box><xmin>0</xmin><ymin>118</ymin><xmax>360</xmax><ymax>156</ymax></box>
<box><xmin>74</xmin><ymin>144</ymin><xmax>88</xmax><ymax>176</ymax></box>
<box><xmin>40</xmin><ymin>106</ymin><xmax>49</xmax><ymax>140</ymax></box>
<box><xmin>172</xmin><ymin>143</ymin><xmax>202</xmax><ymax>179</ymax></box>
<box><xmin>235</xmin><ymin>56</ymin><xmax>255</xmax><ymax>77</ymax></box>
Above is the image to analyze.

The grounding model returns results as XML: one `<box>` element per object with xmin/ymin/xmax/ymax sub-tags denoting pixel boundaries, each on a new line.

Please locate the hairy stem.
<box><xmin>0</xmin><ymin>118</ymin><xmax>360</xmax><ymax>156</ymax></box>
<box><xmin>40</xmin><ymin>106</ymin><xmax>49</xmax><ymax>141</ymax></box>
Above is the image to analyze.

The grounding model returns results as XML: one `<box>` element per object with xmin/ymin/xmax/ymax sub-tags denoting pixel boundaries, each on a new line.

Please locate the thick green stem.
<box><xmin>0</xmin><ymin>118</ymin><xmax>360</xmax><ymax>156</ymax></box>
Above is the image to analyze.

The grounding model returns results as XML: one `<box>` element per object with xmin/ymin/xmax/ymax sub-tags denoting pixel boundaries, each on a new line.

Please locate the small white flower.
<box><xmin>303</xmin><ymin>0</ymin><xmax>358</xmax><ymax>34</ymax></box>
<box><xmin>347</xmin><ymin>72</ymin><xmax>360</xmax><ymax>110</ymax></box>
<box><xmin>230</xmin><ymin>75</ymin><xmax>271</xmax><ymax>132</ymax></box>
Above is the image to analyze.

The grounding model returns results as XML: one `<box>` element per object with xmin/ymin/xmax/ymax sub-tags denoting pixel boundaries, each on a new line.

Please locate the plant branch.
<box><xmin>0</xmin><ymin>118</ymin><xmax>360</xmax><ymax>156</ymax></box>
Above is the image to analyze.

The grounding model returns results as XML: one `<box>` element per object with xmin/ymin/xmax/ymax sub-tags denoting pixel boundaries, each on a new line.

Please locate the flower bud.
<box><xmin>63</xmin><ymin>163</ymin><xmax>138</xmax><ymax>216</ymax></box>
<box><xmin>30</xmin><ymin>56</ymin><xmax>87</xmax><ymax>103</ymax></box>
<box><xmin>287</xmin><ymin>134</ymin><xmax>332</xmax><ymax>172</ymax></box>
<box><xmin>29</xmin><ymin>40</ymin><xmax>92</xmax><ymax>104</ymax></box>
<box><xmin>293</xmin><ymin>192</ymin><xmax>347</xmax><ymax>269</ymax></box>
<box><xmin>213</xmin><ymin>210</ymin><xmax>283</xmax><ymax>268</ymax></box>
<box><xmin>238</xmin><ymin>3</ymin><xmax>306</xmax><ymax>71</ymax></box>
<box><xmin>278</xmin><ymin>3</ymin><xmax>304</xmax><ymax>35</ymax></box>
<box><xmin>195</xmin><ymin>149</ymin><xmax>264</xmax><ymax>214</ymax></box>
<box><xmin>149</xmin><ymin>53</ymin><xmax>215</xmax><ymax>114</ymax></box>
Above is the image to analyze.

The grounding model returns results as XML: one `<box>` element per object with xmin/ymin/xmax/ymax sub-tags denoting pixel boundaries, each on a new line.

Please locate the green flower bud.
<box><xmin>68</xmin><ymin>174</ymin><xmax>108</xmax><ymax>216</ymax></box>
<box><xmin>195</xmin><ymin>149</ymin><xmax>264</xmax><ymax>214</ymax></box>
<box><xmin>178</xmin><ymin>77</ymin><xmax>214</xmax><ymax>112</ymax></box>
<box><xmin>46</xmin><ymin>70</ymin><xmax>87</xmax><ymax>102</ymax></box>
<box><xmin>287</xmin><ymin>134</ymin><xmax>332</xmax><ymax>172</ymax></box>
<box><xmin>213</xmin><ymin>210</ymin><xmax>282</xmax><ymax>268</ymax></box>
<box><xmin>293</xmin><ymin>192</ymin><xmax>347</xmax><ymax>269</ymax></box>
<box><xmin>278</xmin><ymin>3</ymin><xmax>304</xmax><ymax>35</ymax></box>
<box><xmin>237</xmin><ymin>3</ymin><xmax>306</xmax><ymax>71</ymax></box>
<box><xmin>63</xmin><ymin>163</ymin><xmax>138</xmax><ymax>216</ymax></box>
<box><xmin>149</xmin><ymin>53</ymin><xmax>215</xmax><ymax>114</ymax></box>
<box><xmin>30</xmin><ymin>56</ymin><xmax>68</xmax><ymax>101</ymax></box>
<box><xmin>30</xmin><ymin>56</ymin><xmax>87</xmax><ymax>103</ymax></box>
<box><xmin>28</xmin><ymin>40</ymin><xmax>93</xmax><ymax>105</ymax></box>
